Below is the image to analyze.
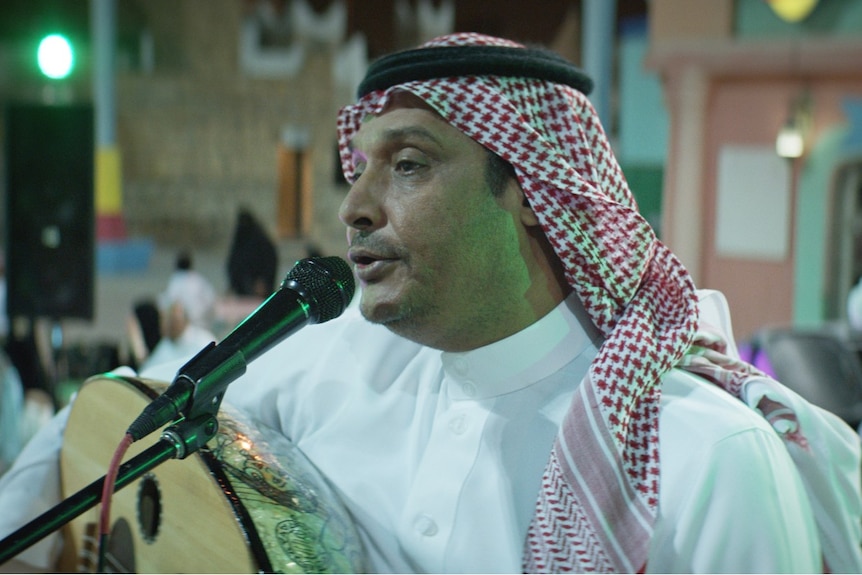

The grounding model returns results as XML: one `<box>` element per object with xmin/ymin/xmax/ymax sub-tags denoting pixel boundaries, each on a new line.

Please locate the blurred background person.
<box><xmin>0</xmin><ymin>351</ymin><xmax>23</xmax><ymax>477</ymax></box>
<box><xmin>140</xmin><ymin>251</ymin><xmax>217</xmax><ymax>371</ymax></box>
<box><xmin>123</xmin><ymin>299</ymin><xmax>162</xmax><ymax>370</ymax></box>
<box><xmin>226</xmin><ymin>208</ymin><xmax>278</xmax><ymax>299</ymax></box>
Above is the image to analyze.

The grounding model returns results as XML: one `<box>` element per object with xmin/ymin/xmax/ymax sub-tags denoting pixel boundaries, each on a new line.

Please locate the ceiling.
<box><xmin>0</xmin><ymin>0</ymin><xmax>648</xmax><ymax>89</ymax></box>
<box><xmin>0</xmin><ymin>0</ymin><xmax>649</xmax><ymax>54</ymax></box>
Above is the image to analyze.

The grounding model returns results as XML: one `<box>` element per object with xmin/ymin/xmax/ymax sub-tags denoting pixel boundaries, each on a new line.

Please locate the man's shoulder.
<box><xmin>651</xmin><ymin>372</ymin><xmax>825</xmax><ymax>573</ymax></box>
<box><xmin>658</xmin><ymin>368</ymin><xmax>775</xmax><ymax>445</ymax></box>
<box><xmin>656</xmin><ymin>368</ymin><xmax>804</xmax><ymax>520</ymax></box>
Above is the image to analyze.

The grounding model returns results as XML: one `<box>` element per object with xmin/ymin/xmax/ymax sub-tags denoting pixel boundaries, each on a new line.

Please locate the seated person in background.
<box><xmin>124</xmin><ymin>299</ymin><xmax>162</xmax><ymax>370</ymax></box>
<box><xmin>1</xmin><ymin>33</ymin><xmax>861</xmax><ymax>573</ymax></box>
<box><xmin>0</xmin><ymin>350</ymin><xmax>52</xmax><ymax>483</ymax></box>
<box><xmin>226</xmin><ymin>208</ymin><xmax>278</xmax><ymax>299</ymax></box>
<box><xmin>0</xmin><ymin>350</ymin><xmax>23</xmax><ymax>476</ymax></box>
<box><xmin>215</xmin><ymin>210</ymin><xmax>280</xmax><ymax>337</ymax></box>
<box><xmin>140</xmin><ymin>252</ymin><xmax>217</xmax><ymax>372</ymax></box>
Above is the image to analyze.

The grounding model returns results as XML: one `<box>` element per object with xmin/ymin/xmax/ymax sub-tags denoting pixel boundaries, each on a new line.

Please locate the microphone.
<box><xmin>127</xmin><ymin>256</ymin><xmax>355</xmax><ymax>442</ymax></box>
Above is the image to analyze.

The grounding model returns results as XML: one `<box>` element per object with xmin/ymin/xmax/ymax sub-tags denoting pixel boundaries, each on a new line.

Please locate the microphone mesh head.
<box><xmin>284</xmin><ymin>256</ymin><xmax>356</xmax><ymax>322</ymax></box>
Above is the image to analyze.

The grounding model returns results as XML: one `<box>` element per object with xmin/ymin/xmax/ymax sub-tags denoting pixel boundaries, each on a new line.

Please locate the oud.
<box><xmin>58</xmin><ymin>375</ymin><xmax>366</xmax><ymax>573</ymax></box>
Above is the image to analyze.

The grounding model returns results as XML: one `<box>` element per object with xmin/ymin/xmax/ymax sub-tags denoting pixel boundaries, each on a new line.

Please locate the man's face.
<box><xmin>339</xmin><ymin>92</ymin><xmax>540</xmax><ymax>351</ymax></box>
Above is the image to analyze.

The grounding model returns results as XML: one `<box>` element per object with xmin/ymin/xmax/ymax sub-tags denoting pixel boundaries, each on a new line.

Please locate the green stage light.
<box><xmin>37</xmin><ymin>33</ymin><xmax>74</xmax><ymax>79</ymax></box>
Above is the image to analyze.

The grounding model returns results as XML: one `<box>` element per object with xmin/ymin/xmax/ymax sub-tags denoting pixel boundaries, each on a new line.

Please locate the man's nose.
<box><xmin>338</xmin><ymin>173</ymin><xmax>382</xmax><ymax>231</ymax></box>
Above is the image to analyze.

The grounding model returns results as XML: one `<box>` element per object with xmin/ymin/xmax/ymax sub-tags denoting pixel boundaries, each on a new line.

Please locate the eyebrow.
<box><xmin>351</xmin><ymin>124</ymin><xmax>444</xmax><ymax>153</ymax></box>
<box><xmin>383</xmin><ymin>126</ymin><xmax>442</xmax><ymax>145</ymax></box>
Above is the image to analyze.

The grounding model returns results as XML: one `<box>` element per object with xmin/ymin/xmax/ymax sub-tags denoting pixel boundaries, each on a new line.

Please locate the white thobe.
<box><xmin>0</xmin><ymin>293</ymin><xmax>852</xmax><ymax>572</ymax></box>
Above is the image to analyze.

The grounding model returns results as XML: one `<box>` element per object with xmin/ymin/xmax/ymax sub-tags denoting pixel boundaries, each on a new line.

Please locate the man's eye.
<box><xmin>395</xmin><ymin>159</ymin><xmax>421</xmax><ymax>173</ymax></box>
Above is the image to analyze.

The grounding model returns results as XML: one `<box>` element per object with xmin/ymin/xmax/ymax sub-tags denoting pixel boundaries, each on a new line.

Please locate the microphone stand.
<box><xmin>0</xmin><ymin>413</ymin><xmax>219</xmax><ymax>565</ymax></box>
<box><xmin>1</xmin><ymin>256</ymin><xmax>356</xmax><ymax>566</ymax></box>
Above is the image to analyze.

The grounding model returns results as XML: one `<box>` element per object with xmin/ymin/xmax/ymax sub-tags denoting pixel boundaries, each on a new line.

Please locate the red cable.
<box><xmin>97</xmin><ymin>432</ymin><xmax>134</xmax><ymax>572</ymax></box>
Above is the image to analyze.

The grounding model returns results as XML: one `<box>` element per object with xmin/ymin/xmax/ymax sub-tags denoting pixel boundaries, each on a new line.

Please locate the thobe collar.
<box><xmin>441</xmin><ymin>292</ymin><xmax>601</xmax><ymax>400</ymax></box>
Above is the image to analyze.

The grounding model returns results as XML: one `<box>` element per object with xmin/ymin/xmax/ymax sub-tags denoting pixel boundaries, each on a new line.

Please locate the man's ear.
<box><xmin>514</xmin><ymin>182</ymin><xmax>541</xmax><ymax>226</ymax></box>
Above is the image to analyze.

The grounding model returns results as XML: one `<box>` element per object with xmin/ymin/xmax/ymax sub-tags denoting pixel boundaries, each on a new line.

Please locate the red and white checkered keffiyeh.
<box><xmin>335</xmin><ymin>33</ymin><xmax>703</xmax><ymax>573</ymax></box>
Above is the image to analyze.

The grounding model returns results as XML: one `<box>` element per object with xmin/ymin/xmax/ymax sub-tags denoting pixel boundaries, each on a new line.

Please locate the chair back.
<box><xmin>757</xmin><ymin>328</ymin><xmax>862</xmax><ymax>429</ymax></box>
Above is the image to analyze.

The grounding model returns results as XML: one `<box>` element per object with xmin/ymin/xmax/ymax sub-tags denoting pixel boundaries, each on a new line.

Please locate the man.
<box><xmin>1</xmin><ymin>33</ymin><xmax>861</xmax><ymax>573</ymax></box>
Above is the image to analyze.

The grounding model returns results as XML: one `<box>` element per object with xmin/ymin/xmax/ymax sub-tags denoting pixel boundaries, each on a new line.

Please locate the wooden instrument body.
<box><xmin>59</xmin><ymin>374</ymin><xmax>365</xmax><ymax>573</ymax></box>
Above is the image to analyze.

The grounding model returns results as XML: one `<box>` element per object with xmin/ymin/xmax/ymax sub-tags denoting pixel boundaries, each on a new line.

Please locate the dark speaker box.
<box><xmin>5</xmin><ymin>103</ymin><xmax>95</xmax><ymax>320</ymax></box>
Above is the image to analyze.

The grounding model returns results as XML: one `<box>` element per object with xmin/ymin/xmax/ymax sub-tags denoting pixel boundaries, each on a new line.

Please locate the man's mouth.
<box><xmin>348</xmin><ymin>248</ymin><xmax>397</xmax><ymax>282</ymax></box>
<box><xmin>351</xmin><ymin>253</ymin><xmax>379</xmax><ymax>266</ymax></box>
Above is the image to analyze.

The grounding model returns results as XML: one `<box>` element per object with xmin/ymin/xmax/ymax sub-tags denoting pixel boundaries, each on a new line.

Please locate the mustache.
<box><xmin>349</xmin><ymin>232</ymin><xmax>408</xmax><ymax>260</ymax></box>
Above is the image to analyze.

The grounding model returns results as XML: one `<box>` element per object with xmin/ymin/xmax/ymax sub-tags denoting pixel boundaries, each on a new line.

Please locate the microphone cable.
<box><xmin>96</xmin><ymin>432</ymin><xmax>134</xmax><ymax>573</ymax></box>
<box><xmin>91</xmin><ymin>256</ymin><xmax>355</xmax><ymax>570</ymax></box>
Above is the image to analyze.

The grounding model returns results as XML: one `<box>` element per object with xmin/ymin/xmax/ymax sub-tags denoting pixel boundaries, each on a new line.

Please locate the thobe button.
<box><xmin>460</xmin><ymin>380</ymin><xmax>477</xmax><ymax>398</ymax></box>
<box><xmin>449</xmin><ymin>414</ymin><xmax>467</xmax><ymax>434</ymax></box>
<box><xmin>413</xmin><ymin>514</ymin><xmax>438</xmax><ymax>536</ymax></box>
